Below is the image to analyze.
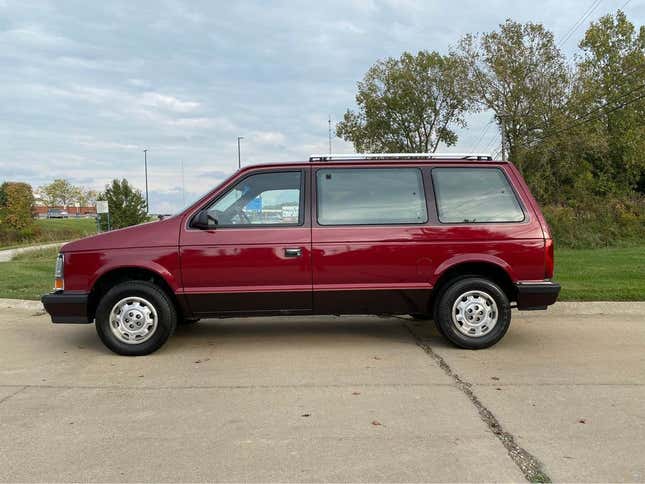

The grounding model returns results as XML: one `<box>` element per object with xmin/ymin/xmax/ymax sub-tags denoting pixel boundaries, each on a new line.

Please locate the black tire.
<box><xmin>434</xmin><ymin>277</ymin><xmax>511</xmax><ymax>349</ymax></box>
<box><xmin>410</xmin><ymin>313</ymin><xmax>432</xmax><ymax>321</ymax></box>
<box><xmin>95</xmin><ymin>280</ymin><xmax>177</xmax><ymax>356</ymax></box>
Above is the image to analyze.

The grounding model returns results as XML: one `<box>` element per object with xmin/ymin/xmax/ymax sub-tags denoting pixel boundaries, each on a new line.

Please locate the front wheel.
<box><xmin>95</xmin><ymin>281</ymin><xmax>177</xmax><ymax>356</ymax></box>
<box><xmin>434</xmin><ymin>277</ymin><xmax>511</xmax><ymax>349</ymax></box>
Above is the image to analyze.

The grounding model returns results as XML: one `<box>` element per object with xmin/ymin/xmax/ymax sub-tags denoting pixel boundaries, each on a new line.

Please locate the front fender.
<box><xmin>63</xmin><ymin>247</ymin><xmax>181</xmax><ymax>293</ymax></box>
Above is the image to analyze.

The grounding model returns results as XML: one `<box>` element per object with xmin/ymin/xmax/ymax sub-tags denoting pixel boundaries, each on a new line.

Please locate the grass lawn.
<box><xmin>0</xmin><ymin>246</ymin><xmax>60</xmax><ymax>300</ymax></box>
<box><xmin>555</xmin><ymin>246</ymin><xmax>645</xmax><ymax>301</ymax></box>
<box><xmin>0</xmin><ymin>218</ymin><xmax>97</xmax><ymax>249</ymax></box>
<box><xmin>0</xmin><ymin>245</ymin><xmax>643</xmax><ymax>302</ymax></box>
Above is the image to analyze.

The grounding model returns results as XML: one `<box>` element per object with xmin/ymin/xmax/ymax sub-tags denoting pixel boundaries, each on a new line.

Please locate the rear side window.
<box><xmin>317</xmin><ymin>168</ymin><xmax>427</xmax><ymax>225</ymax></box>
<box><xmin>432</xmin><ymin>167</ymin><xmax>524</xmax><ymax>223</ymax></box>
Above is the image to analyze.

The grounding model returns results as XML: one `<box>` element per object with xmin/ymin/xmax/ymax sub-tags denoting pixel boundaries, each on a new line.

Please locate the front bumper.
<box><xmin>41</xmin><ymin>292</ymin><xmax>91</xmax><ymax>323</ymax></box>
<box><xmin>515</xmin><ymin>281</ymin><xmax>561</xmax><ymax>310</ymax></box>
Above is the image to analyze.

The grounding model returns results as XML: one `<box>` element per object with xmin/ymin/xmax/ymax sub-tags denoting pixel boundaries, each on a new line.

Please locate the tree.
<box><xmin>0</xmin><ymin>182</ymin><xmax>35</xmax><ymax>231</ymax></box>
<box><xmin>98</xmin><ymin>179</ymin><xmax>148</xmax><ymax>229</ymax></box>
<box><xmin>39</xmin><ymin>179</ymin><xmax>81</xmax><ymax>208</ymax></box>
<box><xmin>336</xmin><ymin>51</ymin><xmax>472</xmax><ymax>153</ymax></box>
<box><xmin>569</xmin><ymin>10</ymin><xmax>645</xmax><ymax>194</ymax></box>
<box><xmin>457</xmin><ymin>20</ymin><xmax>570</xmax><ymax>169</ymax></box>
<box><xmin>77</xmin><ymin>188</ymin><xmax>98</xmax><ymax>207</ymax></box>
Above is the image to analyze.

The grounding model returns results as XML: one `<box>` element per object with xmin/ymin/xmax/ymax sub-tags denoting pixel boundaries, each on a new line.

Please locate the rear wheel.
<box><xmin>95</xmin><ymin>281</ymin><xmax>177</xmax><ymax>356</ymax></box>
<box><xmin>434</xmin><ymin>277</ymin><xmax>510</xmax><ymax>349</ymax></box>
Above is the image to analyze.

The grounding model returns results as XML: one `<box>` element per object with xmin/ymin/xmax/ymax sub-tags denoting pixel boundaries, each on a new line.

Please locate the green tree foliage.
<box><xmin>0</xmin><ymin>182</ymin><xmax>35</xmax><ymax>230</ymax></box>
<box><xmin>338</xmin><ymin>11</ymin><xmax>643</xmax><ymax>247</ymax></box>
<box><xmin>0</xmin><ymin>182</ymin><xmax>38</xmax><ymax>243</ymax></box>
<box><xmin>336</xmin><ymin>51</ymin><xmax>472</xmax><ymax>152</ymax></box>
<box><xmin>98</xmin><ymin>179</ymin><xmax>148</xmax><ymax>230</ymax></box>
<box><xmin>521</xmin><ymin>11</ymin><xmax>644</xmax><ymax>205</ymax></box>
<box><xmin>456</xmin><ymin>19</ymin><xmax>570</xmax><ymax>171</ymax></box>
<box><xmin>570</xmin><ymin>10</ymin><xmax>644</xmax><ymax>195</ymax></box>
<box><xmin>39</xmin><ymin>179</ymin><xmax>82</xmax><ymax>208</ymax></box>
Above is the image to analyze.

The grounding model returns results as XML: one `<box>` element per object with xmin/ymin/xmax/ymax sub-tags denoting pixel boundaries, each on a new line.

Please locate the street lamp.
<box><xmin>237</xmin><ymin>136</ymin><xmax>244</xmax><ymax>169</ymax></box>
<box><xmin>143</xmin><ymin>149</ymin><xmax>149</xmax><ymax>213</ymax></box>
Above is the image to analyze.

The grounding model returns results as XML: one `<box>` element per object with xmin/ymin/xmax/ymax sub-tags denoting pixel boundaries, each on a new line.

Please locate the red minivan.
<box><xmin>42</xmin><ymin>154</ymin><xmax>560</xmax><ymax>355</ymax></box>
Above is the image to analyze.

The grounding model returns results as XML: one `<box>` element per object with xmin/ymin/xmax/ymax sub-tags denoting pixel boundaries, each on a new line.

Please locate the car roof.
<box><xmin>236</xmin><ymin>155</ymin><xmax>507</xmax><ymax>173</ymax></box>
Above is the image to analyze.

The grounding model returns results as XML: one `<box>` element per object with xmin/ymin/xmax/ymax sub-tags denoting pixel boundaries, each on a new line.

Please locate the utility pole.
<box><xmin>143</xmin><ymin>149</ymin><xmax>149</xmax><ymax>213</ymax></box>
<box><xmin>237</xmin><ymin>136</ymin><xmax>244</xmax><ymax>169</ymax></box>
<box><xmin>328</xmin><ymin>114</ymin><xmax>332</xmax><ymax>154</ymax></box>
<box><xmin>499</xmin><ymin>114</ymin><xmax>508</xmax><ymax>162</ymax></box>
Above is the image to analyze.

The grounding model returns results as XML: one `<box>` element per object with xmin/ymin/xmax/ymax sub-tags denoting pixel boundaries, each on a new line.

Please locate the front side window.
<box><xmin>204</xmin><ymin>171</ymin><xmax>302</xmax><ymax>226</ymax></box>
<box><xmin>432</xmin><ymin>167</ymin><xmax>524</xmax><ymax>223</ymax></box>
<box><xmin>317</xmin><ymin>168</ymin><xmax>427</xmax><ymax>225</ymax></box>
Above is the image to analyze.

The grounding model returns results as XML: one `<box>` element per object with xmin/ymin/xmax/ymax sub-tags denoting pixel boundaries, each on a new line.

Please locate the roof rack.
<box><xmin>309</xmin><ymin>153</ymin><xmax>493</xmax><ymax>162</ymax></box>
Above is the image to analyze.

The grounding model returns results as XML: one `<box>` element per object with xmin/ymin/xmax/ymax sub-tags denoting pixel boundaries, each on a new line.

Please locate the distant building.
<box><xmin>32</xmin><ymin>205</ymin><xmax>97</xmax><ymax>218</ymax></box>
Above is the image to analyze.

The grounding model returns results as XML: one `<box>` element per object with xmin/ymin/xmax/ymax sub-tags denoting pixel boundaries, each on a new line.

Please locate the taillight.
<box><xmin>54</xmin><ymin>253</ymin><xmax>64</xmax><ymax>291</ymax></box>
<box><xmin>545</xmin><ymin>239</ymin><xmax>554</xmax><ymax>279</ymax></box>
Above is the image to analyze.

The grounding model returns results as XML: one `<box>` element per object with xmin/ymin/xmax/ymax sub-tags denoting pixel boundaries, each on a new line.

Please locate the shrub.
<box><xmin>2</xmin><ymin>182</ymin><xmax>35</xmax><ymax>229</ymax></box>
<box><xmin>0</xmin><ymin>182</ymin><xmax>40</xmax><ymax>245</ymax></box>
<box><xmin>543</xmin><ymin>195</ymin><xmax>645</xmax><ymax>249</ymax></box>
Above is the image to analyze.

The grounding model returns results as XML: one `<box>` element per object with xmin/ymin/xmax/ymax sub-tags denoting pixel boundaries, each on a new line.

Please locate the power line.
<box><xmin>499</xmin><ymin>66</ymin><xmax>645</xmax><ymax>144</ymax></box>
<box><xmin>484</xmin><ymin>127</ymin><xmax>500</xmax><ymax>152</ymax></box>
<box><xmin>544</xmin><ymin>88</ymin><xmax>645</xmax><ymax>138</ymax></box>
<box><xmin>472</xmin><ymin>119</ymin><xmax>494</xmax><ymax>152</ymax></box>
<box><xmin>558</xmin><ymin>0</ymin><xmax>603</xmax><ymax>48</ymax></box>
<box><xmin>574</xmin><ymin>82</ymin><xmax>645</xmax><ymax>123</ymax></box>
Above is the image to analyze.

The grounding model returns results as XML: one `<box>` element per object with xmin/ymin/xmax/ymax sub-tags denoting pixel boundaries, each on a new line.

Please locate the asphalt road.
<box><xmin>0</xmin><ymin>300</ymin><xmax>643</xmax><ymax>482</ymax></box>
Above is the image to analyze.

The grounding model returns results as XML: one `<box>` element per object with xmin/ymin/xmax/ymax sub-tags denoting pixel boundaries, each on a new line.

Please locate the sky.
<box><xmin>0</xmin><ymin>0</ymin><xmax>642</xmax><ymax>213</ymax></box>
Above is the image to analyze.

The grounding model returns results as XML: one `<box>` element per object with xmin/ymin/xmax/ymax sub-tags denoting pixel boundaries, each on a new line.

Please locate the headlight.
<box><xmin>54</xmin><ymin>253</ymin><xmax>64</xmax><ymax>291</ymax></box>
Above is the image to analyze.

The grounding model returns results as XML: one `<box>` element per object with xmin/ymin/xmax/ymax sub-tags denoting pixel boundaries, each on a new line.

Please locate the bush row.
<box><xmin>543</xmin><ymin>196</ymin><xmax>645</xmax><ymax>249</ymax></box>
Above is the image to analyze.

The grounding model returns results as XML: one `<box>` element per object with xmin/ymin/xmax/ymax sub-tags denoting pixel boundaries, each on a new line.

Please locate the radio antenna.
<box><xmin>328</xmin><ymin>114</ymin><xmax>332</xmax><ymax>154</ymax></box>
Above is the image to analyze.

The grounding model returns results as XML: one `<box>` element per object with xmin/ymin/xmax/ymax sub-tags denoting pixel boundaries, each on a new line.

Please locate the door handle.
<box><xmin>284</xmin><ymin>247</ymin><xmax>302</xmax><ymax>257</ymax></box>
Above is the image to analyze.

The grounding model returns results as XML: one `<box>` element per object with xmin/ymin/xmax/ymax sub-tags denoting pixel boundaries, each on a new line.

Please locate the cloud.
<box><xmin>140</xmin><ymin>92</ymin><xmax>200</xmax><ymax>113</ymax></box>
<box><xmin>251</xmin><ymin>131</ymin><xmax>287</xmax><ymax>145</ymax></box>
<box><xmin>1</xmin><ymin>0</ymin><xmax>641</xmax><ymax>212</ymax></box>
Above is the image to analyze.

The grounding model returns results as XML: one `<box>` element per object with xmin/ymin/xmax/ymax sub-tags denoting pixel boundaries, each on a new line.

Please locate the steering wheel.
<box><xmin>236</xmin><ymin>208</ymin><xmax>252</xmax><ymax>224</ymax></box>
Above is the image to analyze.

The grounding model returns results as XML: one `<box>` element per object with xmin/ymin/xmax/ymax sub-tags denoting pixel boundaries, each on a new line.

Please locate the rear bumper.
<box><xmin>515</xmin><ymin>281</ymin><xmax>561</xmax><ymax>310</ymax></box>
<box><xmin>41</xmin><ymin>292</ymin><xmax>91</xmax><ymax>324</ymax></box>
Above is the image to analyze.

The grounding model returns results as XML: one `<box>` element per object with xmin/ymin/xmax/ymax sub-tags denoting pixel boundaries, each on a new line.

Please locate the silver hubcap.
<box><xmin>451</xmin><ymin>290</ymin><xmax>498</xmax><ymax>337</ymax></box>
<box><xmin>109</xmin><ymin>296</ymin><xmax>158</xmax><ymax>345</ymax></box>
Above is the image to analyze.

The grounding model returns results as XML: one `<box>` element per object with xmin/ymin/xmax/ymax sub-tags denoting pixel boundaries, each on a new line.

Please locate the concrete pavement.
<box><xmin>0</xmin><ymin>302</ymin><xmax>643</xmax><ymax>482</ymax></box>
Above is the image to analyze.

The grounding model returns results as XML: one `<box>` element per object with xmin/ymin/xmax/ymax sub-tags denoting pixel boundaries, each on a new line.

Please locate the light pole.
<box><xmin>143</xmin><ymin>149</ymin><xmax>149</xmax><ymax>213</ymax></box>
<box><xmin>237</xmin><ymin>136</ymin><xmax>244</xmax><ymax>169</ymax></box>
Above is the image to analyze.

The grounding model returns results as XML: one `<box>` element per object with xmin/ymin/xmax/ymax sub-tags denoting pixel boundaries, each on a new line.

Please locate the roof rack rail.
<box><xmin>309</xmin><ymin>153</ymin><xmax>493</xmax><ymax>162</ymax></box>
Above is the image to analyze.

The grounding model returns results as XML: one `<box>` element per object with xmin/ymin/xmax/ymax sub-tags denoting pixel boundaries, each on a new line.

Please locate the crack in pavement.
<box><xmin>0</xmin><ymin>386</ymin><xmax>27</xmax><ymax>406</ymax></box>
<box><xmin>404</xmin><ymin>322</ymin><xmax>552</xmax><ymax>483</ymax></box>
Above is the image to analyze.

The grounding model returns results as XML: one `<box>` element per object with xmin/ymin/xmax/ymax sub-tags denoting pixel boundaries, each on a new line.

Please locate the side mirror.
<box><xmin>192</xmin><ymin>210</ymin><xmax>216</xmax><ymax>230</ymax></box>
